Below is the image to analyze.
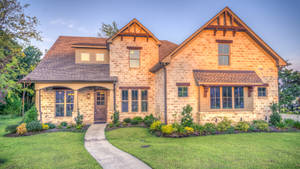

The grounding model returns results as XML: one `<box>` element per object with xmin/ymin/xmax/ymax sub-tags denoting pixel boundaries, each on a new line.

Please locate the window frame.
<box><xmin>129</xmin><ymin>49</ymin><xmax>140</xmax><ymax>68</ymax></box>
<box><xmin>222</xmin><ymin>86</ymin><xmax>233</xmax><ymax>109</ymax></box>
<box><xmin>210</xmin><ymin>87</ymin><xmax>221</xmax><ymax>109</ymax></box>
<box><xmin>55</xmin><ymin>90</ymin><xmax>74</xmax><ymax>117</ymax></box>
<box><xmin>258</xmin><ymin>87</ymin><xmax>267</xmax><ymax>97</ymax></box>
<box><xmin>80</xmin><ymin>52</ymin><xmax>90</xmax><ymax>61</ymax></box>
<box><xmin>178</xmin><ymin>86</ymin><xmax>188</xmax><ymax>97</ymax></box>
<box><xmin>96</xmin><ymin>53</ymin><xmax>105</xmax><ymax>62</ymax></box>
<box><xmin>234</xmin><ymin>87</ymin><xmax>244</xmax><ymax>108</ymax></box>
<box><xmin>218</xmin><ymin>43</ymin><xmax>230</xmax><ymax>66</ymax></box>
<box><xmin>121</xmin><ymin>90</ymin><xmax>129</xmax><ymax>112</ymax></box>
<box><xmin>131</xmin><ymin>90</ymin><xmax>138</xmax><ymax>112</ymax></box>
<box><xmin>141</xmin><ymin>90</ymin><xmax>148</xmax><ymax>112</ymax></box>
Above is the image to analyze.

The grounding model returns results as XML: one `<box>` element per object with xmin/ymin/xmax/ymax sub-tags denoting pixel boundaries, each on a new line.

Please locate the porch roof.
<box><xmin>193</xmin><ymin>70</ymin><xmax>266</xmax><ymax>86</ymax></box>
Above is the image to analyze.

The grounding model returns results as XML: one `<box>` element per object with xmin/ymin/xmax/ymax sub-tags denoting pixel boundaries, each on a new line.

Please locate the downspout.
<box><xmin>39</xmin><ymin>89</ymin><xmax>42</xmax><ymax>123</ymax></box>
<box><xmin>163</xmin><ymin>65</ymin><xmax>167</xmax><ymax>124</ymax></box>
<box><xmin>113</xmin><ymin>81</ymin><xmax>116</xmax><ymax>112</ymax></box>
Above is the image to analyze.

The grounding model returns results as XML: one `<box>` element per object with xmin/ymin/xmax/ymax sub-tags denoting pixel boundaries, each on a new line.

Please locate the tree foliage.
<box><xmin>0</xmin><ymin>0</ymin><xmax>41</xmax><ymax>42</ymax></box>
<box><xmin>98</xmin><ymin>21</ymin><xmax>119</xmax><ymax>37</ymax></box>
<box><xmin>279</xmin><ymin>65</ymin><xmax>300</xmax><ymax>114</ymax></box>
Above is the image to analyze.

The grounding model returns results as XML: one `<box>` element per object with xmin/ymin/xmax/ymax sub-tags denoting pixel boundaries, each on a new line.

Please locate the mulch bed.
<box><xmin>105</xmin><ymin>123</ymin><xmax>147</xmax><ymax>132</ymax></box>
<box><xmin>4</xmin><ymin>125</ymin><xmax>90</xmax><ymax>137</ymax></box>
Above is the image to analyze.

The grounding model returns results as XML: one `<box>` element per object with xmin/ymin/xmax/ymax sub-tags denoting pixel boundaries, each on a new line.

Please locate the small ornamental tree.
<box><xmin>111</xmin><ymin>110</ymin><xmax>120</xmax><ymax>124</ymax></box>
<box><xmin>269</xmin><ymin>103</ymin><xmax>281</xmax><ymax>125</ymax></box>
<box><xmin>181</xmin><ymin>104</ymin><xmax>193</xmax><ymax>127</ymax></box>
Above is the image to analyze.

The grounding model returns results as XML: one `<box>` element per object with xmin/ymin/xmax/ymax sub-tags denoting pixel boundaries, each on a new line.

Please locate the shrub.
<box><xmin>249</xmin><ymin>124</ymin><xmax>257</xmax><ymax>132</ymax></box>
<box><xmin>293</xmin><ymin>121</ymin><xmax>300</xmax><ymax>129</ymax></box>
<box><xmin>144</xmin><ymin>114</ymin><xmax>157</xmax><ymax>127</ymax></box>
<box><xmin>235</xmin><ymin>121</ymin><xmax>250</xmax><ymax>132</ymax></box>
<box><xmin>107</xmin><ymin>123</ymin><xmax>114</xmax><ymax>128</ymax></box>
<box><xmin>253</xmin><ymin>120</ymin><xmax>269</xmax><ymax>131</ymax></box>
<box><xmin>276</xmin><ymin>122</ymin><xmax>288</xmax><ymax>129</ymax></box>
<box><xmin>111</xmin><ymin>110</ymin><xmax>119</xmax><ymax>124</ymax></box>
<box><xmin>76</xmin><ymin>124</ymin><xmax>83</xmax><ymax>129</ymax></box>
<box><xmin>57</xmin><ymin>125</ymin><xmax>63</xmax><ymax>129</ymax></box>
<box><xmin>203</xmin><ymin>123</ymin><xmax>216</xmax><ymax>134</ymax></box>
<box><xmin>172</xmin><ymin>123</ymin><xmax>185</xmax><ymax>135</ymax></box>
<box><xmin>150</xmin><ymin>120</ymin><xmax>162</xmax><ymax>132</ymax></box>
<box><xmin>184</xmin><ymin>126</ymin><xmax>194</xmax><ymax>134</ymax></box>
<box><xmin>123</xmin><ymin>118</ymin><xmax>131</xmax><ymax>123</ymax></box>
<box><xmin>269</xmin><ymin>103</ymin><xmax>281</xmax><ymax>125</ymax></box>
<box><xmin>26</xmin><ymin>121</ymin><xmax>43</xmax><ymax>132</ymax></box>
<box><xmin>17</xmin><ymin>123</ymin><xmax>27</xmax><ymax>135</ymax></box>
<box><xmin>283</xmin><ymin>119</ymin><xmax>295</xmax><ymax>127</ymax></box>
<box><xmin>133</xmin><ymin>116</ymin><xmax>143</xmax><ymax>123</ymax></box>
<box><xmin>42</xmin><ymin>124</ymin><xmax>49</xmax><ymax>130</ymax></box>
<box><xmin>225</xmin><ymin>126</ymin><xmax>235</xmax><ymax>134</ymax></box>
<box><xmin>24</xmin><ymin>106</ymin><xmax>38</xmax><ymax>123</ymax></box>
<box><xmin>45</xmin><ymin>123</ymin><xmax>56</xmax><ymax>129</ymax></box>
<box><xmin>114</xmin><ymin>122</ymin><xmax>120</xmax><ymax>127</ymax></box>
<box><xmin>216</xmin><ymin>118</ymin><xmax>232</xmax><ymax>132</ymax></box>
<box><xmin>130</xmin><ymin>119</ymin><xmax>139</xmax><ymax>125</ymax></box>
<box><xmin>122</xmin><ymin>122</ymin><xmax>128</xmax><ymax>127</ymax></box>
<box><xmin>181</xmin><ymin>104</ymin><xmax>193</xmax><ymax>127</ymax></box>
<box><xmin>74</xmin><ymin>112</ymin><xmax>83</xmax><ymax>126</ymax></box>
<box><xmin>61</xmin><ymin>121</ymin><xmax>68</xmax><ymax>127</ymax></box>
<box><xmin>192</xmin><ymin>124</ymin><xmax>205</xmax><ymax>135</ymax></box>
<box><xmin>5</xmin><ymin>124</ymin><xmax>19</xmax><ymax>133</ymax></box>
<box><xmin>161</xmin><ymin>124</ymin><xmax>175</xmax><ymax>135</ymax></box>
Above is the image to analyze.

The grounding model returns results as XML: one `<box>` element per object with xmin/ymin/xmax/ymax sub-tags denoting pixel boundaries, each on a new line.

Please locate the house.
<box><xmin>23</xmin><ymin>7</ymin><xmax>287</xmax><ymax>124</ymax></box>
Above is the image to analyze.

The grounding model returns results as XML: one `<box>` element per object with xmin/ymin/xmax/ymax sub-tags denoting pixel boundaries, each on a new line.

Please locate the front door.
<box><xmin>94</xmin><ymin>90</ymin><xmax>107</xmax><ymax>122</ymax></box>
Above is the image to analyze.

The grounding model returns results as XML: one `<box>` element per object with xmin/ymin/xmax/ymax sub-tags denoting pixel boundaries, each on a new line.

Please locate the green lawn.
<box><xmin>0</xmin><ymin>117</ymin><xmax>101</xmax><ymax>169</ymax></box>
<box><xmin>106</xmin><ymin>127</ymin><xmax>300</xmax><ymax>169</ymax></box>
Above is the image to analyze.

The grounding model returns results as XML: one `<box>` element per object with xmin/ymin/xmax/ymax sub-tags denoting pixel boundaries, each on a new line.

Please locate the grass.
<box><xmin>106</xmin><ymin>127</ymin><xmax>300</xmax><ymax>169</ymax></box>
<box><xmin>0</xmin><ymin>116</ymin><xmax>101</xmax><ymax>169</ymax></box>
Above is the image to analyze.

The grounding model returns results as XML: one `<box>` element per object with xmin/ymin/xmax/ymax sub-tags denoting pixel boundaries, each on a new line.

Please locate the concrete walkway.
<box><xmin>84</xmin><ymin>124</ymin><xmax>151</xmax><ymax>169</ymax></box>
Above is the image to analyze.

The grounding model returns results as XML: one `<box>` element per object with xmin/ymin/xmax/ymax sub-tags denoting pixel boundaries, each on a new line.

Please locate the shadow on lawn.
<box><xmin>0</xmin><ymin>158</ymin><xmax>7</xmax><ymax>164</ymax></box>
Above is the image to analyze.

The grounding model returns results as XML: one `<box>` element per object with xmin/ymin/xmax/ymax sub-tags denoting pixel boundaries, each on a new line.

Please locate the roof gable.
<box><xmin>161</xmin><ymin>7</ymin><xmax>287</xmax><ymax>66</ymax></box>
<box><xmin>107</xmin><ymin>18</ymin><xmax>161</xmax><ymax>45</ymax></box>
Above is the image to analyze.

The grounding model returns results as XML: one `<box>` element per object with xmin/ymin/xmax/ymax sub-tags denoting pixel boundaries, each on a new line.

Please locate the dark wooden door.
<box><xmin>94</xmin><ymin>90</ymin><xmax>107</xmax><ymax>122</ymax></box>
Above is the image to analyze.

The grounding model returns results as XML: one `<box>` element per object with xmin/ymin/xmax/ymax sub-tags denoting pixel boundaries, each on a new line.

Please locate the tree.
<box><xmin>98</xmin><ymin>21</ymin><xmax>119</xmax><ymax>37</ymax></box>
<box><xmin>0</xmin><ymin>0</ymin><xmax>41</xmax><ymax>42</ymax></box>
<box><xmin>279</xmin><ymin>65</ymin><xmax>300</xmax><ymax>113</ymax></box>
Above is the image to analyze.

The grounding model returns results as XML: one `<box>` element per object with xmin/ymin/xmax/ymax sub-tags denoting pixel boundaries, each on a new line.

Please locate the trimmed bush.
<box><xmin>293</xmin><ymin>121</ymin><xmax>300</xmax><ymax>129</ymax></box>
<box><xmin>276</xmin><ymin>122</ymin><xmax>288</xmax><ymax>129</ymax></box>
<box><xmin>216</xmin><ymin>118</ymin><xmax>232</xmax><ymax>132</ymax></box>
<box><xmin>203</xmin><ymin>123</ymin><xmax>216</xmax><ymax>134</ymax></box>
<box><xmin>60</xmin><ymin>121</ymin><xmax>68</xmax><ymax>127</ymax></box>
<box><xmin>235</xmin><ymin>121</ymin><xmax>250</xmax><ymax>132</ymax></box>
<box><xmin>132</xmin><ymin>116</ymin><xmax>143</xmax><ymax>123</ymax></box>
<box><xmin>26</xmin><ymin>121</ymin><xmax>43</xmax><ymax>132</ymax></box>
<box><xmin>172</xmin><ymin>123</ymin><xmax>185</xmax><ymax>135</ymax></box>
<box><xmin>161</xmin><ymin>124</ymin><xmax>175</xmax><ymax>135</ymax></box>
<box><xmin>181</xmin><ymin>105</ymin><xmax>193</xmax><ymax>127</ymax></box>
<box><xmin>24</xmin><ymin>106</ymin><xmax>38</xmax><ymax>123</ymax></box>
<box><xmin>225</xmin><ymin>126</ymin><xmax>235</xmax><ymax>134</ymax></box>
<box><xmin>130</xmin><ymin>119</ymin><xmax>139</xmax><ymax>125</ymax></box>
<box><xmin>42</xmin><ymin>124</ymin><xmax>49</xmax><ymax>130</ymax></box>
<box><xmin>5</xmin><ymin>124</ymin><xmax>19</xmax><ymax>133</ymax></box>
<box><xmin>45</xmin><ymin>123</ymin><xmax>56</xmax><ymax>129</ymax></box>
<box><xmin>184</xmin><ymin>126</ymin><xmax>194</xmax><ymax>134</ymax></box>
<box><xmin>269</xmin><ymin>103</ymin><xmax>281</xmax><ymax>125</ymax></box>
<box><xmin>17</xmin><ymin>123</ymin><xmax>27</xmax><ymax>135</ymax></box>
<box><xmin>253</xmin><ymin>120</ymin><xmax>269</xmax><ymax>131</ymax></box>
<box><xmin>192</xmin><ymin>124</ymin><xmax>205</xmax><ymax>135</ymax></box>
<box><xmin>150</xmin><ymin>120</ymin><xmax>161</xmax><ymax>132</ymax></box>
<box><xmin>123</xmin><ymin>118</ymin><xmax>131</xmax><ymax>123</ymax></box>
<box><xmin>144</xmin><ymin>114</ymin><xmax>157</xmax><ymax>127</ymax></box>
<box><xmin>284</xmin><ymin>119</ymin><xmax>295</xmax><ymax>127</ymax></box>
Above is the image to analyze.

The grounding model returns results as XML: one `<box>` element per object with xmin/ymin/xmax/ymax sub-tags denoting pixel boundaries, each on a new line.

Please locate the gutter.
<box><xmin>163</xmin><ymin>65</ymin><xmax>168</xmax><ymax>124</ymax></box>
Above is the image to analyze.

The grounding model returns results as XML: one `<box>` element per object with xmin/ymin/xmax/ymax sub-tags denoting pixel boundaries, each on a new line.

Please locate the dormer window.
<box><xmin>81</xmin><ymin>53</ymin><xmax>90</xmax><ymax>61</ymax></box>
<box><xmin>129</xmin><ymin>50</ymin><xmax>140</xmax><ymax>68</ymax></box>
<box><xmin>96</xmin><ymin>53</ymin><xmax>104</xmax><ymax>61</ymax></box>
<box><xmin>218</xmin><ymin>44</ymin><xmax>230</xmax><ymax>65</ymax></box>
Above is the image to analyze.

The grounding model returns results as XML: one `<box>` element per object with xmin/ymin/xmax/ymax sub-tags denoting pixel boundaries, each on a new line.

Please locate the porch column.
<box><xmin>74</xmin><ymin>90</ymin><xmax>79</xmax><ymax>115</ymax></box>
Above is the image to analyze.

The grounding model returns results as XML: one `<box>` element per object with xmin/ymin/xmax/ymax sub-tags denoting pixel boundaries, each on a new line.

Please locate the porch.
<box><xmin>35</xmin><ymin>82</ymin><xmax>115</xmax><ymax>124</ymax></box>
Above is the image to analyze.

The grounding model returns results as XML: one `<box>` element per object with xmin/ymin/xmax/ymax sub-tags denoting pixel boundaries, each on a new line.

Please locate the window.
<box><xmin>81</xmin><ymin>53</ymin><xmax>90</xmax><ymax>61</ymax></box>
<box><xmin>132</xmin><ymin>90</ymin><xmax>138</xmax><ymax>112</ymax></box>
<box><xmin>222</xmin><ymin>87</ymin><xmax>232</xmax><ymax>108</ymax></box>
<box><xmin>178</xmin><ymin>87</ymin><xmax>188</xmax><ymax>97</ymax></box>
<box><xmin>210</xmin><ymin>87</ymin><xmax>220</xmax><ymax>109</ymax></box>
<box><xmin>121</xmin><ymin>90</ymin><xmax>128</xmax><ymax>112</ymax></box>
<box><xmin>141</xmin><ymin>90</ymin><xmax>148</xmax><ymax>112</ymax></box>
<box><xmin>258</xmin><ymin>87</ymin><xmax>267</xmax><ymax>97</ymax></box>
<box><xmin>129</xmin><ymin>50</ymin><xmax>140</xmax><ymax>68</ymax></box>
<box><xmin>96</xmin><ymin>92</ymin><xmax>105</xmax><ymax>105</ymax></box>
<box><xmin>234</xmin><ymin>87</ymin><xmax>244</xmax><ymax>108</ymax></box>
<box><xmin>218</xmin><ymin>44</ymin><xmax>229</xmax><ymax>65</ymax></box>
<box><xmin>55</xmin><ymin>90</ymin><xmax>74</xmax><ymax>117</ymax></box>
<box><xmin>96</xmin><ymin>53</ymin><xmax>104</xmax><ymax>61</ymax></box>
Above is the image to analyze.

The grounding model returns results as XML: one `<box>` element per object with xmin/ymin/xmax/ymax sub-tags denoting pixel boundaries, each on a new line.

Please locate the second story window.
<box><xmin>81</xmin><ymin>53</ymin><xmax>90</xmax><ymax>61</ymax></box>
<box><xmin>218</xmin><ymin>44</ymin><xmax>229</xmax><ymax>65</ymax></box>
<box><xmin>129</xmin><ymin>50</ymin><xmax>140</xmax><ymax>68</ymax></box>
<box><xmin>96</xmin><ymin>53</ymin><xmax>104</xmax><ymax>61</ymax></box>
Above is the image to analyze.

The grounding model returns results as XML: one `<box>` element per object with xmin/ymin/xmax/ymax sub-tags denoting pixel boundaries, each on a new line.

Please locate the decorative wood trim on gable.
<box><xmin>216</xmin><ymin>40</ymin><xmax>233</xmax><ymax>43</ymax></box>
<box><xmin>127</xmin><ymin>46</ymin><xmax>143</xmax><ymax>50</ymax></box>
<box><xmin>119</xmin><ymin>86</ymin><xmax>150</xmax><ymax>90</ymax></box>
<box><xmin>176</xmin><ymin>83</ymin><xmax>190</xmax><ymax>86</ymax></box>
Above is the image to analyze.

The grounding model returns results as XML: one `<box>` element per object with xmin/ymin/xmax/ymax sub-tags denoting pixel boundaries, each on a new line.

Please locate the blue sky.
<box><xmin>22</xmin><ymin>0</ymin><xmax>300</xmax><ymax>70</ymax></box>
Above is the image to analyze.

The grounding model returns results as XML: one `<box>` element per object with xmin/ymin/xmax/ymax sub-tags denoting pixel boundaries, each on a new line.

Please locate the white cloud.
<box><xmin>49</xmin><ymin>18</ymin><xmax>89</xmax><ymax>34</ymax></box>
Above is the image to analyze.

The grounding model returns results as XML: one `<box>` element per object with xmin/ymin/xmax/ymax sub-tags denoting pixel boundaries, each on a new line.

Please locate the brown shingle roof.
<box><xmin>23</xmin><ymin>36</ymin><xmax>117</xmax><ymax>82</ymax></box>
<box><xmin>159</xmin><ymin>40</ymin><xmax>178</xmax><ymax>61</ymax></box>
<box><xmin>193</xmin><ymin>70</ymin><xmax>265</xmax><ymax>86</ymax></box>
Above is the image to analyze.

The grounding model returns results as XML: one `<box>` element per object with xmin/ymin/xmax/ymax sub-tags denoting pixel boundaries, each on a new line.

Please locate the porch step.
<box><xmin>94</xmin><ymin>121</ymin><xmax>106</xmax><ymax>124</ymax></box>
